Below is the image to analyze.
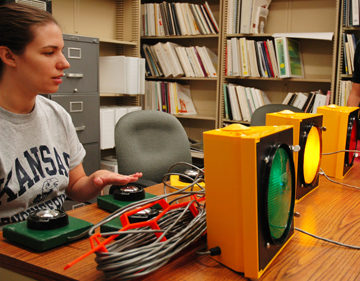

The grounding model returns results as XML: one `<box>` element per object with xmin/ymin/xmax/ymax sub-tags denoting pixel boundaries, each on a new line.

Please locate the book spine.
<box><xmin>200</xmin><ymin>4</ymin><xmax>215</xmax><ymax>34</ymax></box>
<box><xmin>154</xmin><ymin>43</ymin><xmax>172</xmax><ymax>77</ymax></box>
<box><xmin>240</xmin><ymin>0</ymin><xmax>253</xmax><ymax>34</ymax></box>
<box><xmin>263</xmin><ymin>40</ymin><xmax>274</xmax><ymax>77</ymax></box>
<box><xmin>195</xmin><ymin>4</ymin><xmax>210</xmax><ymax>34</ymax></box>
<box><xmin>170</xmin><ymin>2</ymin><xmax>182</xmax><ymax>36</ymax></box>
<box><xmin>141</xmin><ymin>44</ymin><xmax>151</xmax><ymax>76</ymax></box>
<box><xmin>190</xmin><ymin>4</ymin><xmax>206</xmax><ymax>34</ymax></box>
<box><xmin>176</xmin><ymin>47</ymin><xmax>195</xmax><ymax>77</ymax></box>
<box><xmin>240</xmin><ymin>37</ymin><xmax>250</xmax><ymax>77</ymax></box>
<box><xmin>227</xmin><ymin>0</ymin><xmax>234</xmax><ymax>34</ymax></box>
<box><xmin>165</xmin><ymin>2</ymin><xmax>174</xmax><ymax>35</ymax></box>
<box><xmin>162</xmin><ymin>43</ymin><xmax>179</xmax><ymax>77</ymax></box>
<box><xmin>149</xmin><ymin>3</ymin><xmax>156</xmax><ymax>36</ymax></box>
<box><xmin>223</xmin><ymin>84</ymin><xmax>230</xmax><ymax>119</ymax></box>
<box><xmin>160</xmin><ymin>2</ymin><xmax>170</xmax><ymax>36</ymax></box>
<box><xmin>193</xmin><ymin>46</ymin><xmax>208</xmax><ymax>77</ymax></box>
<box><xmin>157</xmin><ymin>3</ymin><xmax>165</xmax><ymax>36</ymax></box>
<box><xmin>186</xmin><ymin>47</ymin><xmax>203</xmax><ymax>77</ymax></box>
<box><xmin>161</xmin><ymin>82</ymin><xmax>166</xmax><ymax>112</ymax></box>
<box><xmin>149</xmin><ymin>45</ymin><xmax>164</xmax><ymax>77</ymax></box>
<box><xmin>231</xmin><ymin>38</ymin><xmax>240</xmax><ymax>76</ymax></box>
<box><xmin>204</xmin><ymin>1</ymin><xmax>219</xmax><ymax>33</ymax></box>
<box><xmin>275</xmin><ymin>38</ymin><xmax>288</xmax><ymax>78</ymax></box>
<box><xmin>143</xmin><ymin>44</ymin><xmax>158</xmax><ymax>76</ymax></box>
<box><xmin>180</xmin><ymin>3</ymin><xmax>193</xmax><ymax>35</ymax></box>
<box><xmin>259</xmin><ymin>41</ymin><xmax>270</xmax><ymax>77</ymax></box>
<box><xmin>166</xmin><ymin>82</ymin><xmax>171</xmax><ymax>113</ymax></box>
<box><xmin>174</xmin><ymin>3</ymin><xmax>187</xmax><ymax>35</ymax></box>
<box><xmin>186</xmin><ymin>3</ymin><xmax>200</xmax><ymax>34</ymax></box>
<box><xmin>170</xmin><ymin>43</ymin><xmax>185</xmax><ymax>75</ymax></box>
<box><xmin>288</xmin><ymin>93</ymin><xmax>297</xmax><ymax>106</ymax></box>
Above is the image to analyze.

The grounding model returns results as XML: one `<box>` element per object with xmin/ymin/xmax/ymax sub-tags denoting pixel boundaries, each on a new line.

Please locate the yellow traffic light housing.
<box><xmin>317</xmin><ymin>105</ymin><xmax>358</xmax><ymax>179</ymax></box>
<box><xmin>204</xmin><ymin>124</ymin><xmax>296</xmax><ymax>280</ymax></box>
<box><xmin>266</xmin><ymin>110</ymin><xmax>323</xmax><ymax>201</ymax></box>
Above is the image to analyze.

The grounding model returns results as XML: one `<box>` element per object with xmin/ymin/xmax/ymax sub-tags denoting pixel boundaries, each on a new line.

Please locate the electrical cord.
<box><xmin>96</xmin><ymin>201</ymin><xmax>206</xmax><ymax>280</ymax></box>
<box><xmin>196</xmin><ymin>243</ymin><xmax>221</xmax><ymax>256</ymax></box>
<box><xmin>71</xmin><ymin>162</ymin><xmax>207</xmax><ymax>280</ymax></box>
<box><xmin>319</xmin><ymin>149</ymin><xmax>360</xmax><ymax>190</ymax></box>
<box><xmin>322</xmin><ymin>149</ymin><xmax>360</xmax><ymax>155</ymax></box>
<box><xmin>320</xmin><ymin>168</ymin><xmax>360</xmax><ymax>191</ymax></box>
<box><xmin>162</xmin><ymin>162</ymin><xmax>205</xmax><ymax>199</ymax></box>
<box><xmin>295</xmin><ymin>227</ymin><xmax>360</xmax><ymax>250</ymax></box>
<box><xmin>296</xmin><ymin>149</ymin><xmax>360</xmax><ymax>250</ymax></box>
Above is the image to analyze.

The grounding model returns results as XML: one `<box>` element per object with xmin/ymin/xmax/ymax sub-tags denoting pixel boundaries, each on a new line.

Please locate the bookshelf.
<box><xmin>220</xmin><ymin>0</ymin><xmax>340</xmax><ymax>126</ymax></box>
<box><xmin>141</xmin><ymin>0</ymin><xmax>223</xmax><ymax>142</ymax></box>
<box><xmin>335</xmin><ymin>0</ymin><xmax>360</xmax><ymax>106</ymax></box>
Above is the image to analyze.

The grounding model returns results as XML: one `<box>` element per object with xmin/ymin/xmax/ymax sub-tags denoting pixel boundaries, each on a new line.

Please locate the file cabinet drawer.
<box><xmin>51</xmin><ymin>94</ymin><xmax>100</xmax><ymax>144</ymax></box>
<box><xmin>57</xmin><ymin>34</ymin><xmax>99</xmax><ymax>94</ymax></box>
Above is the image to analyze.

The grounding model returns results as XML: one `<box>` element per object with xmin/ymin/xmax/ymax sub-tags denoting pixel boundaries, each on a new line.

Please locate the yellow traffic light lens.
<box><xmin>268</xmin><ymin>147</ymin><xmax>293</xmax><ymax>240</ymax></box>
<box><xmin>303</xmin><ymin>126</ymin><xmax>321</xmax><ymax>184</ymax></box>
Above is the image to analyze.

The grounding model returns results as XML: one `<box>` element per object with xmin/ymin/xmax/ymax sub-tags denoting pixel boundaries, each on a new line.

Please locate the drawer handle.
<box><xmin>75</xmin><ymin>126</ymin><xmax>86</xmax><ymax>132</ymax></box>
<box><xmin>67</xmin><ymin>73</ymin><xmax>83</xmax><ymax>78</ymax></box>
<box><xmin>70</xmin><ymin>101</ymin><xmax>83</xmax><ymax>112</ymax></box>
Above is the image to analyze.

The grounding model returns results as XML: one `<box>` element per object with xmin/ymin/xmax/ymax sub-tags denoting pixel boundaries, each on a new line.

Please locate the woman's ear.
<box><xmin>0</xmin><ymin>46</ymin><xmax>16</xmax><ymax>67</ymax></box>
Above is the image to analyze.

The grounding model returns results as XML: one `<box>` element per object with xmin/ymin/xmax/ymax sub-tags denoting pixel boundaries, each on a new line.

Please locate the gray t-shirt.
<box><xmin>0</xmin><ymin>95</ymin><xmax>86</xmax><ymax>224</ymax></box>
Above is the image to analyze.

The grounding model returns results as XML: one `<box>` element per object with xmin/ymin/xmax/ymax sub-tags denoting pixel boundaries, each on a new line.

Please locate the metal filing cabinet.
<box><xmin>46</xmin><ymin>34</ymin><xmax>100</xmax><ymax>175</ymax></box>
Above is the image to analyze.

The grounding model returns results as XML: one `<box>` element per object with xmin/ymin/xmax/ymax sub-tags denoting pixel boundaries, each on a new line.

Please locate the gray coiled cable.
<box><xmin>91</xmin><ymin>163</ymin><xmax>206</xmax><ymax>280</ymax></box>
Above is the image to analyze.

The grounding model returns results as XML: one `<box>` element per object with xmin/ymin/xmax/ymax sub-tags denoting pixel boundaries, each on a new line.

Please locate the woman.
<box><xmin>0</xmin><ymin>3</ymin><xmax>142</xmax><ymax>225</ymax></box>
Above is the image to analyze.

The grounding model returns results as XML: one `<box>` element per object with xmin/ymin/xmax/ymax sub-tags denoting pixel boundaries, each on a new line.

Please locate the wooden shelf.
<box><xmin>175</xmin><ymin>114</ymin><xmax>216</xmax><ymax>121</ymax></box>
<box><xmin>224</xmin><ymin>75</ymin><xmax>332</xmax><ymax>83</ymax></box>
<box><xmin>142</xmin><ymin>34</ymin><xmax>219</xmax><ymax>39</ymax></box>
<box><xmin>146</xmin><ymin>76</ymin><xmax>218</xmax><ymax>81</ymax></box>
<box><xmin>99</xmin><ymin>38</ymin><xmax>137</xmax><ymax>46</ymax></box>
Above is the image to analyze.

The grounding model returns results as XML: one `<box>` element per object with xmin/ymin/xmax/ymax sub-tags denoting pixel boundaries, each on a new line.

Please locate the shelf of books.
<box><xmin>140</xmin><ymin>0</ymin><xmax>223</xmax><ymax>141</ymax></box>
<box><xmin>220</xmin><ymin>0</ymin><xmax>340</xmax><ymax>126</ymax></box>
<box><xmin>335</xmin><ymin>0</ymin><xmax>360</xmax><ymax>106</ymax></box>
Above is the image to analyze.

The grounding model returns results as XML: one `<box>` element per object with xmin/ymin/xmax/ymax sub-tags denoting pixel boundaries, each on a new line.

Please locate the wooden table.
<box><xmin>1</xmin><ymin>163</ymin><xmax>360</xmax><ymax>281</ymax></box>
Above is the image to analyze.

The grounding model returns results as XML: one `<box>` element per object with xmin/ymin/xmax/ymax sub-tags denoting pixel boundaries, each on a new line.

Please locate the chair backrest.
<box><xmin>115</xmin><ymin>110</ymin><xmax>192</xmax><ymax>183</ymax></box>
<box><xmin>250</xmin><ymin>104</ymin><xmax>304</xmax><ymax>126</ymax></box>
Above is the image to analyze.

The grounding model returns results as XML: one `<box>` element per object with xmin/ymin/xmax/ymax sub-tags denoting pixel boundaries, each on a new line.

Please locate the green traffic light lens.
<box><xmin>267</xmin><ymin>147</ymin><xmax>293</xmax><ymax>240</ymax></box>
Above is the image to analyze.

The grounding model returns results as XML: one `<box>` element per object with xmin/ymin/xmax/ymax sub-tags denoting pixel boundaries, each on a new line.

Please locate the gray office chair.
<box><xmin>250</xmin><ymin>104</ymin><xmax>304</xmax><ymax>126</ymax></box>
<box><xmin>114</xmin><ymin>110</ymin><xmax>192</xmax><ymax>187</ymax></box>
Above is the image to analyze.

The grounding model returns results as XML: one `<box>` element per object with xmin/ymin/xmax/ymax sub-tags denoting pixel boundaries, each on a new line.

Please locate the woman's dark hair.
<box><xmin>0</xmin><ymin>3</ymin><xmax>58</xmax><ymax>78</ymax></box>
